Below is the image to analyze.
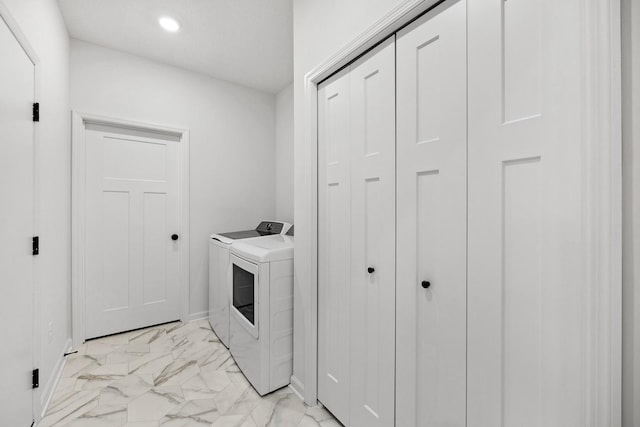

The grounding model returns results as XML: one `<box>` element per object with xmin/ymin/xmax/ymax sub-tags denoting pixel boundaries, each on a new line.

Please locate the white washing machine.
<box><xmin>209</xmin><ymin>221</ymin><xmax>291</xmax><ymax>348</ymax></box>
<box><xmin>229</xmin><ymin>228</ymin><xmax>294</xmax><ymax>395</ymax></box>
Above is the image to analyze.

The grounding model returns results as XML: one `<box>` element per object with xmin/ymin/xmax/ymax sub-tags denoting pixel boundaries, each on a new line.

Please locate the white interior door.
<box><xmin>318</xmin><ymin>68</ymin><xmax>351</xmax><ymax>424</ymax></box>
<box><xmin>349</xmin><ymin>37</ymin><xmax>396</xmax><ymax>427</ymax></box>
<box><xmin>0</xmin><ymin>15</ymin><xmax>35</xmax><ymax>426</ymax></box>
<box><xmin>395</xmin><ymin>1</ymin><xmax>468</xmax><ymax>426</ymax></box>
<box><xmin>467</xmin><ymin>0</ymin><xmax>586</xmax><ymax>425</ymax></box>
<box><xmin>84</xmin><ymin>123</ymin><xmax>182</xmax><ymax>339</ymax></box>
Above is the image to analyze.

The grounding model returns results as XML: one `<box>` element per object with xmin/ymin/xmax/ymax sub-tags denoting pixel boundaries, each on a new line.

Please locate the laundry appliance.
<box><xmin>229</xmin><ymin>227</ymin><xmax>294</xmax><ymax>395</ymax></box>
<box><xmin>208</xmin><ymin>221</ymin><xmax>291</xmax><ymax>347</ymax></box>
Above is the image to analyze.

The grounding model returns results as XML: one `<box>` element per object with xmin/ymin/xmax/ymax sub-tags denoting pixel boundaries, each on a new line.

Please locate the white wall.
<box><xmin>292</xmin><ymin>0</ymin><xmax>408</xmax><ymax>401</ymax></box>
<box><xmin>622</xmin><ymin>0</ymin><xmax>640</xmax><ymax>426</ymax></box>
<box><xmin>276</xmin><ymin>83</ymin><xmax>294</xmax><ymax>223</ymax></box>
<box><xmin>70</xmin><ymin>39</ymin><xmax>277</xmax><ymax>319</ymax></box>
<box><xmin>1</xmin><ymin>0</ymin><xmax>71</xmax><ymax>418</ymax></box>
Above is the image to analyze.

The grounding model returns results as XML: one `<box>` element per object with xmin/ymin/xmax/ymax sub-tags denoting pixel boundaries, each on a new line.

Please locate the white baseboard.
<box><xmin>188</xmin><ymin>311</ymin><xmax>209</xmax><ymax>322</ymax></box>
<box><xmin>289</xmin><ymin>375</ymin><xmax>305</xmax><ymax>402</ymax></box>
<box><xmin>39</xmin><ymin>338</ymin><xmax>72</xmax><ymax>420</ymax></box>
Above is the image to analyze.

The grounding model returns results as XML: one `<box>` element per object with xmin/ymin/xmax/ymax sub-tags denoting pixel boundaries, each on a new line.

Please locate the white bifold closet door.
<box><xmin>467</xmin><ymin>0</ymin><xmax>585</xmax><ymax>425</ymax></box>
<box><xmin>318</xmin><ymin>37</ymin><xmax>396</xmax><ymax>427</ymax></box>
<box><xmin>396</xmin><ymin>1</ymin><xmax>467</xmax><ymax>426</ymax></box>
<box><xmin>318</xmin><ymin>66</ymin><xmax>351</xmax><ymax>424</ymax></box>
<box><xmin>349</xmin><ymin>38</ymin><xmax>396</xmax><ymax>427</ymax></box>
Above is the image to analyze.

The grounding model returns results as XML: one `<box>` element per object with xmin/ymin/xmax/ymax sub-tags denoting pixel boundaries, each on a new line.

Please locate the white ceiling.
<box><xmin>57</xmin><ymin>0</ymin><xmax>293</xmax><ymax>94</ymax></box>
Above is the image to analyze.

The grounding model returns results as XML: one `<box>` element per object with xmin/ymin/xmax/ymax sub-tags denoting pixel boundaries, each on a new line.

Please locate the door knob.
<box><xmin>171</xmin><ymin>234</ymin><xmax>179</xmax><ymax>241</ymax></box>
<box><xmin>421</xmin><ymin>281</ymin><xmax>431</xmax><ymax>289</ymax></box>
<box><xmin>368</xmin><ymin>267</ymin><xmax>375</xmax><ymax>274</ymax></box>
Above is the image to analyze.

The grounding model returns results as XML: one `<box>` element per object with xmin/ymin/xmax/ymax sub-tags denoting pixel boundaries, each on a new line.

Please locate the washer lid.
<box><xmin>231</xmin><ymin>235</ymin><xmax>294</xmax><ymax>263</ymax></box>
<box><xmin>217</xmin><ymin>230</ymin><xmax>268</xmax><ymax>240</ymax></box>
<box><xmin>209</xmin><ymin>230</ymin><xmax>260</xmax><ymax>245</ymax></box>
<box><xmin>210</xmin><ymin>221</ymin><xmax>292</xmax><ymax>244</ymax></box>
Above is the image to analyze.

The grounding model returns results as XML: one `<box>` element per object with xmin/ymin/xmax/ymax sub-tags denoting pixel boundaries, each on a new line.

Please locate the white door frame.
<box><xmin>71</xmin><ymin>111</ymin><xmax>190</xmax><ymax>348</ymax></box>
<box><xmin>299</xmin><ymin>0</ymin><xmax>622</xmax><ymax>424</ymax></box>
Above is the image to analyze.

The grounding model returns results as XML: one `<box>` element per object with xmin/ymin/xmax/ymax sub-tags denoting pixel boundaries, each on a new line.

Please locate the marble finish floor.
<box><xmin>39</xmin><ymin>320</ymin><xmax>341</xmax><ymax>427</ymax></box>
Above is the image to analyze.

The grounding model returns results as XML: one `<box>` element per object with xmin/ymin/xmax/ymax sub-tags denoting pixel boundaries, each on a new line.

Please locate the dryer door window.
<box><xmin>233</xmin><ymin>263</ymin><xmax>255</xmax><ymax>325</ymax></box>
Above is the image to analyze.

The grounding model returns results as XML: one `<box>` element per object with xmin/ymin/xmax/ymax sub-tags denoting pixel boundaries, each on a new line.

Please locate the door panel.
<box><xmin>467</xmin><ymin>0</ymin><xmax>585</xmax><ymax>425</ymax></box>
<box><xmin>318</xmin><ymin>69</ymin><xmax>351</xmax><ymax>424</ymax></box>
<box><xmin>101</xmin><ymin>190</ymin><xmax>130</xmax><ymax>309</ymax></box>
<box><xmin>0</xmin><ymin>15</ymin><xmax>35</xmax><ymax>426</ymax></box>
<box><xmin>396</xmin><ymin>1</ymin><xmax>467</xmax><ymax>426</ymax></box>
<box><xmin>501</xmin><ymin>157</ymin><xmax>543</xmax><ymax>427</ymax></box>
<box><xmin>143</xmin><ymin>192</ymin><xmax>168</xmax><ymax>304</ymax></box>
<box><xmin>85</xmin><ymin>126</ymin><xmax>181</xmax><ymax>339</ymax></box>
<box><xmin>349</xmin><ymin>37</ymin><xmax>396</xmax><ymax>427</ymax></box>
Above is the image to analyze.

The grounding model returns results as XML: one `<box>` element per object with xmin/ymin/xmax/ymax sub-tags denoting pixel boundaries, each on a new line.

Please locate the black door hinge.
<box><xmin>32</xmin><ymin>236</ymin><xmax>39</xmax><ymax>256</ymax></box>
<box><xmin>32</xmin><ymin>369</ymin><xmax>39</xmax><ymax>389</ymax></box>
<box><xmin>32</xmin><ymin>102</ymin><xmax>39</xmax><ymax>122</ymax></box>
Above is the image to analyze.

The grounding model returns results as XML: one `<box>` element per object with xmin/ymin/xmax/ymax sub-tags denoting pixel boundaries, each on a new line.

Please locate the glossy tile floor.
<box><xmin>39</xmin><ymin>320</ymin><xmax>341</xmax><ymax>427</ymax></box>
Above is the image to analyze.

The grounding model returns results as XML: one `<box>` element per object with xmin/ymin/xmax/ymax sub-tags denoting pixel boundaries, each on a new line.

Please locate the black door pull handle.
<box><xmin>171</xmin><ymin>234</ymin><xmax>179</xmax><ymax>241</ymax></box>
<box><xmin>368</xmin><ymin>267</ymin><xmax>375</xmax><ymax>274</ymax></box>
<box><xmin>422</xmin><ymin>281</ymin><xmax>431</xmax><ymax>289</ymax></box>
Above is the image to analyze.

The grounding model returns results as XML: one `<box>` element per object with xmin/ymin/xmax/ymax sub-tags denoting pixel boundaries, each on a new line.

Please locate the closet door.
<box><xmin>467</xmin><ymin>0</ymin><xmax>585</xmax><ymax>425</ymax></box>
<box><xmin>349</xmin><ymin>37</ymin><xmax>396</xmax><ymax>427</ymax></box>
<box><xmin>318</xmin><ymin>69</ymin><xmax>351</xmax><ymax>424</ymax></box>
<box><xmin>396</xmin><ymin>1</ymin><xmax>467</xmax><ymax>426</ymax></box>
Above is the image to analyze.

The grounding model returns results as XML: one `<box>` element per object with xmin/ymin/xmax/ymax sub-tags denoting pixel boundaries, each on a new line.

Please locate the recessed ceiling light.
<box><xmin>159</xmin><ymin>16</ymin><xmax>180</xmax><ymax>33</ymax></box>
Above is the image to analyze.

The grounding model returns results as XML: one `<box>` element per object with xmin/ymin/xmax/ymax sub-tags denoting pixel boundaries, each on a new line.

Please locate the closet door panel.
<box><xmin>349</xmin><ymin>37</ymin><xmax>396</xmax><ymax>427</ymax></box>
<box><xmin>317</xmin><ymin>69</ymin><xmax>351</xmax><ymax>424</ymax></box>
<box><xmin>396</xmin><ymin>1</ymin><xmax>468</xmax><ymax>426</ymax></box>
<box><xmin>467</xmin><ymin>0</ymin><xmax>585</xmax><ymax>425</ymax></box>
